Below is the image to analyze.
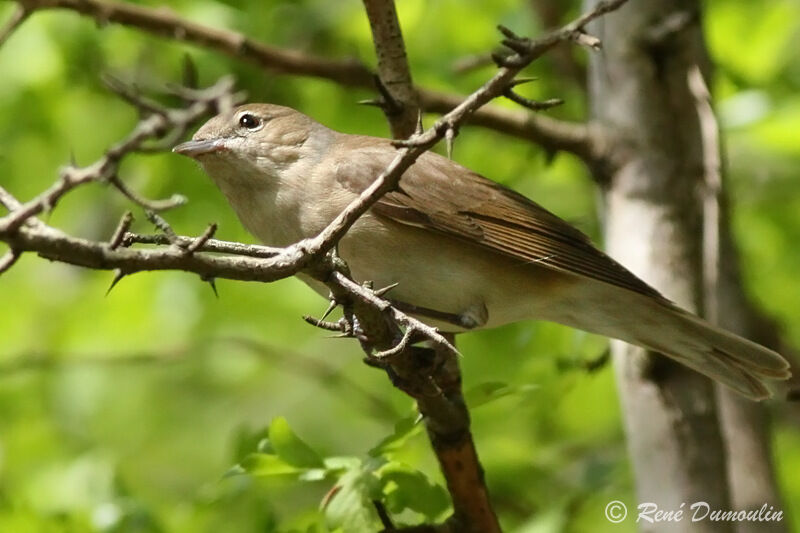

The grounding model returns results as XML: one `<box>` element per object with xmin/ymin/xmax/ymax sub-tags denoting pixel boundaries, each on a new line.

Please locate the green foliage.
<box><xmin>229</xmin><ymin>415</ymin><xmax>448</xmax><ymax>531</ymax></box>
<box><xmin>1</xmin><ymin>1</ymin><xmax>799</xmax><ymax>532</ymax></box>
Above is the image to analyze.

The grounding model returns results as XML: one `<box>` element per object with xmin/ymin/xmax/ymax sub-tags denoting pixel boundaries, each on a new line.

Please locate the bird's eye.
<box><xmin>238</xmin><ymin>113</ymin><xmax>261</xmax><ymax>130</ymax></box>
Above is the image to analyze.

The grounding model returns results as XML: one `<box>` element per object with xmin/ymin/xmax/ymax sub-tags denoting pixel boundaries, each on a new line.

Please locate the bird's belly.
<box><xmin>298</xmin><ymin>215</ymin><xmax>571</xmax><ymax>332</ymax></box>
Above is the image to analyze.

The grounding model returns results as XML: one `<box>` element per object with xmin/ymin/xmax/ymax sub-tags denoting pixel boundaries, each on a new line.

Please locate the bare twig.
<box><xmin>145</xmin><ymin>210</ymin><xmax>181</xmax><ymax>245</ymax></box>
<box><xmin>503</xmin><ymin>90</ymin><xmax>563</xmax><ymax>111</ymax></box>
<box><xmin>186</xmin><ymin>223</ymin><xmax>218</xmax><ymax>254</ymax></box>
<box><xmin>101</xmin><ymin>73</ymin><xmax>167</xmax><ymax>116</ymax></box>
<box><xmin>109</xmin><ymin>175</ymin><xmax>187</xmax><ymax>212</ymax></box>
<box><xmin>108</xmin><ymin>211</ymin><xmax>134</xmax><ymax>250</ymax></box>
<box><xmin>121</xmin><ymin>232</ymin><xmax>281</xmax><ymax>258</ymax></box>
<box><xmin>0</xmin><ymin>77</ymin><xmax>238</xmax><ymax>235</ymax></box>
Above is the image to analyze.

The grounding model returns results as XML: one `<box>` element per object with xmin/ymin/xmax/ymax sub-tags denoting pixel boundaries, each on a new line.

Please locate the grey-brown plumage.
<box><xmin>174</xmin><ymin>103</ymin><xmax>791</xmax><ymax>400</ymax></box>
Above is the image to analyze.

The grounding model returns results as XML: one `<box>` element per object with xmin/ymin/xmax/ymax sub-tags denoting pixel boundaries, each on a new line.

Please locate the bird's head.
<box><xmin>173</xmin><ymin>103</ymin><xmax>325</xmax><ymax>186</ymax></box>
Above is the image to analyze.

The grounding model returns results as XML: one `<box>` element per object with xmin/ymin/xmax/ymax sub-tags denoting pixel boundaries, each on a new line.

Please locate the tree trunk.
<box><xmin>585</xmin><ymin>2</ymin><xmax>733</xmax><ymax>530</ymax></box>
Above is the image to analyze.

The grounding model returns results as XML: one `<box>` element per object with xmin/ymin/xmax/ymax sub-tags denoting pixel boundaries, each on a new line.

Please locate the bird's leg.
<box><xmin>389</xmin><ymin>300</ymin><xmax>488</xmax><ymax>330</ymax></box>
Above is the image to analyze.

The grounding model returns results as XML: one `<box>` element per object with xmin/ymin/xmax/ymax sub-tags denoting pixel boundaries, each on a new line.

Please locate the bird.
<box><xmin>173</xmin><ymin>103</ymin><xmax>791</xmax><ymax>400</ymax></box>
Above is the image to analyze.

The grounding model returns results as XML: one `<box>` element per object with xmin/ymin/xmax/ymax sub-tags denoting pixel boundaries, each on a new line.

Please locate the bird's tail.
<box><xmin>558</xmin><ymin>282</ymin><xmax>792</xmax><ymax>400</ymax></box>
<box><xmin>625</xmin><ymin>300</ymin><xmax>790</xmax><ymax>400</ymax></box>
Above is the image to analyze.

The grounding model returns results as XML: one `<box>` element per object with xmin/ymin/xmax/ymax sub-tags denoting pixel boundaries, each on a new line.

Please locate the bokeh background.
<box><xmin>1</xmin><ymin>0</ymin><xmax>799</xmax><ymax>531</ymax></box>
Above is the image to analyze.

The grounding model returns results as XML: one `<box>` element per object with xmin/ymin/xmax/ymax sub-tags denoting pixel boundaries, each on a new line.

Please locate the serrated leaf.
<box><xmin>269</xmin><ymin>417</ymin><xmax>324</xmax><ymax>468</ymax></box>
<box><xmin>464</xmin><ymin>381</ymin><xmax>538</xmax><ymax>409</ymax></box>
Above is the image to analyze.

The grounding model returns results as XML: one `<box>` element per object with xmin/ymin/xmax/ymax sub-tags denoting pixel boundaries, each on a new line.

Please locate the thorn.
<box><xmin>69</xmin><ymin>149</ymin><xmax>77</xmax><ymax>166</ymax></box>
<box><xmin>445</xmin><ymin>128</ymin><xmax>455</xmax><ymax>160</ymax></box>
<box><xmin>106</xmin><ymin>269</ymin><xmax>126</xmax><ymax>296</ymax></box>
<box><xmin>202</xmin><ymin>276</ymin><xmax>219</xmax><ymax>298</ymax></box>
<box><xmin>497</xmin><ymin>24</ymin><xmax>520</xmax><ymax>40</ymax></box>
<box><xmin>501</xmin><ymin>38</ymin><xmax>530</xmax><ymax>56</ymax></box>
<box><xmin>373</xmin><ymin>282</ymin><xmax>399</xmax><ymax>297</ymax></box>
<box><xmin>415</xmin><ymin>110</ymin><xmax>424</xmax><ymax>135</ymax></box>
<box><xmin>508</xmin><ymin>77</ymin><xmax>538</xmax><ymax>88</ymax></box>
<box><xmin>181</xmin><ymin>53</ymin><xmax>198</xmax><ymax>89</ymax></box>
<box><xmin>490</xmin><ymin>51</ymin><xmax>508</xmax><ymax>68</ymax></box>
<box><xmin>320</xmin><ymin>298</ymin><xmax>338</xmax><ymax>321</ymax></box>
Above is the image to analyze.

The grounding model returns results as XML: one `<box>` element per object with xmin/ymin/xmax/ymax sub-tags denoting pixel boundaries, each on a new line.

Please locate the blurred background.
<box><xmin>0</xmin><ymin>0</ymin><xmax>799</xmax><ymax>531</ymax></box>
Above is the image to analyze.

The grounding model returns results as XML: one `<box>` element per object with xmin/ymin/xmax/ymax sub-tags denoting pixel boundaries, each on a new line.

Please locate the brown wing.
<box><xmin>332</xmin><ymin>137</ymin><xmax>666</xmax><ymax>301</ymax></box>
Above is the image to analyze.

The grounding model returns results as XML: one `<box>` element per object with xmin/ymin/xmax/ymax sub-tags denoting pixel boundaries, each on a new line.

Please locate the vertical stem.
<box><xmin>362</xmin><ymin>0</ymin><xmax>420</xmax><ymax>138</ymax></box>
<box><xmin>417</xmin><ymin>335</ymin><xmax>502</xmax><ymax>533</ymax></box>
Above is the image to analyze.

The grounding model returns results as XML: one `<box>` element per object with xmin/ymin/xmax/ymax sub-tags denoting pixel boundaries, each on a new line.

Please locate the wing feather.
<box><xmin>332</xmin><ymin>138</ymin><xmax>666</xmax><ymax>301</ymax></box>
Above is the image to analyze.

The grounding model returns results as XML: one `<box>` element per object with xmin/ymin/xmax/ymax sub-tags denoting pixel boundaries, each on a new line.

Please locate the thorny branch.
<box><xmin>11</xmin><ymin>0</ymin><xmax>609</xmax><ymax>166</ymax></box>
<box><xmin>0</xmin><ymin>2</ymin><xmax>631</xmax><ymax>531</ymax></box>
<box><xmin>0</xmin><ymin>77</ymin><xmax>238</xmax><ymax>236</ymax></box>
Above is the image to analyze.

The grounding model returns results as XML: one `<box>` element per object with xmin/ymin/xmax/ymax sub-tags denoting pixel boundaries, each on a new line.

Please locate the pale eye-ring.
<box><xmin>238</xmin><ymin>113</ymin><xmax>262</xmax><ymax>130</ymax></box>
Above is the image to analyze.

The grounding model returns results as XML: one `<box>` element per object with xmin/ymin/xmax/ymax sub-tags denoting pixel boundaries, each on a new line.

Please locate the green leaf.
<box><xmin>269</xmin><ymin>417</ymin><xmax>324</xmax><ymax>468</ymax></box>
<box><xmin>231</xmin><ymin>424</ymin><xmax>271</xmax><ymax>461</ymax></box>
<box><xmin>368</xmin><ymin>413</ymin><xmax>423</xmax><ymax>457</ymax></box>
<box><xmin>323</xmin><ymin>456</ymin><xmax>362</xmax><ymax>473</ymax></box>
<box><xmin>235</xmin><ymin>453</ymin><xmax>303</xmax><ymax>477</ymax></box>
<box><xmin>378</xmin><ymin>462</ymin><xmax>450</xmax><ymax>520</ymax></box>
<box><xmin>464</xmin><ymin>381</ymin><xmax>538</xmax><ymax>409</ymax></box>
<box><xmin>323</xmin><ymin>468</ymin><xmax>382</xmax><ymax>533</ymax></box>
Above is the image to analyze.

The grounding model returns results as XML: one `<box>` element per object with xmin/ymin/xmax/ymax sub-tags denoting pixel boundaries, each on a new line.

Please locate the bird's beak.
<box><xmin>172</xmin><ymin>138</ymin><xmax>227</xmax><ymax>158</ymax></box>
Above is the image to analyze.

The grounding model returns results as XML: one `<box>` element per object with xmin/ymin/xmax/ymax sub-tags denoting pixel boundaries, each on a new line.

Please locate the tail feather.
<box><xmin>630</xmin><ymin>303</ymin><xmax>790</xmax><ymax>401</ymax></box>
<box><xmin>563</xmin><ymin>282</ymin><xmax>792</xmax><ymax>401</ymax></box>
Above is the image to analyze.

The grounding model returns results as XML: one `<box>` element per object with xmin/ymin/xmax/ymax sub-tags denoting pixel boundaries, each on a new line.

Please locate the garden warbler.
<box><xmin>174</xmin><ymin>103</ymin><xmax>791</xmax><ymax>400</ymax></box>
